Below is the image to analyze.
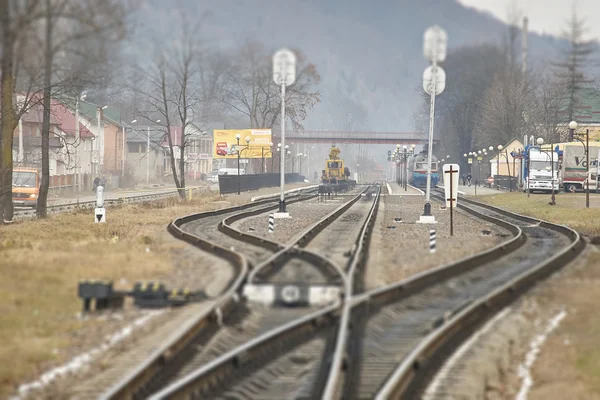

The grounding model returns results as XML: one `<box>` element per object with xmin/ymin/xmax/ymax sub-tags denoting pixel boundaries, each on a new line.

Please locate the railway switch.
<box><xmin>78</xmin><ymin>280</ymin><xmax>205</xmax><ymax>312</ymax></box>
<box><xmin>77</xmin><ymin>280</ymin><xmax>125</xmax><ymax>312</ymax></box>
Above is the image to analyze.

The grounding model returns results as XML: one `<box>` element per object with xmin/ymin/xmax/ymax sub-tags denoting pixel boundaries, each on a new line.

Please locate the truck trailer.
<box><xmin>558</xmin><ymin>142</ymin><xmax>600</xmax><ymax>193</ymax></box>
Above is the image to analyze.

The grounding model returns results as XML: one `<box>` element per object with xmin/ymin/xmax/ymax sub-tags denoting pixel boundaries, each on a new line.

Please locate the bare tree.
<box><xmin>34</xmin><ymin>0</ymin><xmax>128</xmax><ymax>218</ymax></box>
<box><xmin>425</xmin><ymin>44</ymin><xmax>505</xmax><ymax>166</ymax></box>
<box><xmin>135</xmin><ymin>12</ymin><xmax>204</xmax><ymax>199</ymax></box>
<box><xmin>0</xmin><ymin>0</ymin><xmax>49</xmax><ymax>223</ymax></box>
<box><xmin>221</xmin><ymin>41</ymin><xmax>321</xmax><ymax>131</ymax></box>
<box><xmin>553</xmin><ymin>6</ymin><xmax>596</xmax><ymax>123</ymax></box>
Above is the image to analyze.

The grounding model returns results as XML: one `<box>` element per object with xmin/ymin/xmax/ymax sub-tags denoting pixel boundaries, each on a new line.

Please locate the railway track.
<box><xmin>141</xmin><ymin>186</ymin><xmax>381</xmax><ymax>399</ymax></box>
<box><xmin>98</xmin><ymin>183</ymin><xmax>584</xmax><ymax>400</ymax></box>
<box><xmin>13</xmin><ymin>187</ymin><xmax>206</xmax><ymax>219</ymax></box>
<box><xmin>322</xmin><ymin>189</ymin><xmax>584</xmax><ymax>400</ymax></box>
<box><xmin>99</xmin><ymin>188</ymin><xmax>319</xmax><ymax>400</ymax></box>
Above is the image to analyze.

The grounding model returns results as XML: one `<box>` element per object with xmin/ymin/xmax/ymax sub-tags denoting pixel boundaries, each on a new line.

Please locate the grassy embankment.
<box><xmin>0</xmin><ymin>191</ymin><xmax>230</xmax><ymax>397</ymax></box>
<box><xmin>477</xmin><ymin>191</ymin><xmax>600</xmax><ymax>398</ymax></box>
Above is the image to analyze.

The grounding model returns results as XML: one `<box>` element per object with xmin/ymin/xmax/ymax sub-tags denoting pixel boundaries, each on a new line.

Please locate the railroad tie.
<box><xmin>268</xmin><ymin>213</ymin><xmax>275</xmax><ymax>233</ymax></box>
<box><xmin>429</xmin><ymin>229</ymin><xmax>436</xmax><ymax>253</ymax></box>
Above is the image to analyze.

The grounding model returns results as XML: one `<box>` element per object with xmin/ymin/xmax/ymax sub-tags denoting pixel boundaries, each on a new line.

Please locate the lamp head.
<box><xmin>489</xmin><ymin>146</ymin><xmax>494</xmax><ymax>151</ymax></box>
<box><xmin>536</xmin><ymin>137</ymin><xmax>544</xmax><ymax>145</ymax></box>
<box><xmin>497</xmin><ymin>144</ymin><xmax>503</xmax><ymax>150</ymax></box>
<box><xmin>569</xmin><ymin>120</ymin><xmax>578</xmax><ymax>130</ymax></box>
<box><xmin>235</xmin><ymin>133</ymin><xmax>241</xmax><ymax>140</ymax></box>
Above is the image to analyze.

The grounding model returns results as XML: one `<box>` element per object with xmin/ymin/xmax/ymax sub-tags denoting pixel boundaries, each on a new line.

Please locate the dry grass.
<box><xmin>475</xmin><ymin>192</ymin><xmax>600</xmax><ymax>398</ymax></box>
<box><xmin>476</xmin><ymin>192</ymin><xmax>600</xmax><ymax>237</ymax></box>
<box><xmin>0</xmin><ymin>182</ymin><xmax>311</xmax><ymax>397</ymax></box>
<box><xmin>525</xmin><ymin>250</ymin><xmax>600</xmax><ymax>400</ymax></box>
<box><xmin>0</xmin><ymin>193</ymin><xmax>227</xmax><ymax>397</ymax></box>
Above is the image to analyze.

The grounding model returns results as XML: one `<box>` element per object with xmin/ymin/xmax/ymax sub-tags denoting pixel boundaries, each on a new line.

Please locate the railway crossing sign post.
<box><xmin>273</xmin><ymin>48</ymin><xmax>296</xmax><ymax>218</ymax></box>
<box><xmin>419</xmin><ymin>25</ymin><xmax>447</xmax><ymax>224</ymax></box>
<box><xmin>443</xmin><ymin>163</ymin><xmax>459</xmax><ymax>236</ymax></box>
<box><xmin>94</xmin><ymin>185</ymin><xmax>106</xmax><ymax>223</ymax></box>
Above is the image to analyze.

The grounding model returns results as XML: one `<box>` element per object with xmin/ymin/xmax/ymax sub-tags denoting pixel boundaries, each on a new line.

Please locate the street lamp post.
<box><xmin>395</xmin><ymin>144</ymin><xmax>401</xmax><ymax>186</ymax></box>
<box><xmin>403</xmin><ymin>145</ymin><xmax>408</xmax><ymax>191</ymax></box>
<box><xmin>496</xmin><ymin>145</ymin><xmax>503</xmax><ymax>190</ymax></box>
<box><xmin>145</xmin><ymin>119</ymin><xmax>160</xmax><ymax>185</ymax></box>
<box><xmin>235</xmin><ymin>134</ymin><xmax>251</xmax><ymax>195</ymax></box>
<box><xmin>273</xmin><ymin>48</ymin><xmax>296</xmax><ymax>216</ymax></box>
<box><xmin>570</xmin><ymin>121</ymin><xmax>590</xmax><ymax>208</ymax></box>
<box><xmin>477</xmin><ymin>150</ymin><xmax>483</xmax><ymax>187</ymax></box>
<box><xmin>262</xmin><ymin>142</ymin><xmax>273</xmax><ymax>174</ymax></box>
<box><xmin>532</xmin><ymin>138</ymin><xmax>556</xmax><ymax>205</ymax></box>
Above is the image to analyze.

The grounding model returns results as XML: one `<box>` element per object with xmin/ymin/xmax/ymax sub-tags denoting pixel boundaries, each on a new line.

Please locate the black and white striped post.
<box><xmin>429</xmin><ymin>229</ymin><xmax>436</xmax><ymax>253</ymax></box>
<box><xmin>268</xmin><ymin>213</ymin><xmax>275</xmax><ymax>233</ymax></box>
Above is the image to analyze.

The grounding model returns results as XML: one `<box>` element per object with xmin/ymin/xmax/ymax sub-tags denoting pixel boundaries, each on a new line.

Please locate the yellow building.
<box><xmin>489</xmin><ymin>138</ymin><xmax>524</xmax><ymax>177</ymax></box>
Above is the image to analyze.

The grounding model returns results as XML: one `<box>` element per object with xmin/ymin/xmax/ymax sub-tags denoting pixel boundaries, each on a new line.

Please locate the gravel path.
<box><xmin>233</xmin><ymin>194</ymin><xmax>359</xmax><ymax>244</ymax></box>
<box><xmin>305</xmin><ymin>196</ymin><xmax>375</xmax><ymax>270</ymax></box>
<box><xmin>365</xmin><ymin>194</ymin><xmax>511</xmax><ymax>290</ymax></box>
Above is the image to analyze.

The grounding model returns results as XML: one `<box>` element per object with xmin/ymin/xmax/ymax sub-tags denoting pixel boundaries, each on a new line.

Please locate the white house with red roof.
<box><xmin>162</xmin><ymin>122</ymin><xmax>214</xmax><ymax>180</ymax></box>
<box><xmin>13</xmin><ymin>97</ymin><xmax>96</xmax><ymax>190</ymax></box>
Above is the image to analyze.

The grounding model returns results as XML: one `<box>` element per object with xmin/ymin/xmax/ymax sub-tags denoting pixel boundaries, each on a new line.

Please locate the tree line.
<box><xmin>0</xmin><ymin>2</ymin><xmax>322</xmax><ymax>223</ymax></box>
<box><xmin>413</xmin><ymin>10</ymin><xmax>599</xmax><ymax>167</ymax></box>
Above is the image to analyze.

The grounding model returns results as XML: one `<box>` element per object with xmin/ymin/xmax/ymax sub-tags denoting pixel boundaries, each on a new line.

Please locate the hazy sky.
<box><xmin>458</xmin><ymin>0</ymin><xmax>600</xmax><ymax>40</ymax></box>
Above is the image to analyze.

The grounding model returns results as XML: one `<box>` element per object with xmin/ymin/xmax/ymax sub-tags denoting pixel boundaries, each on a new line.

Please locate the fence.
<box><xmin>218</xmin><ymin>173</ymin><xmax>305</xmax><ymax>195</ymax></box>
<box><xmin>493</xmin><ymin>175</ymin><xmax>519</xmax><ymax>191</ymax></box>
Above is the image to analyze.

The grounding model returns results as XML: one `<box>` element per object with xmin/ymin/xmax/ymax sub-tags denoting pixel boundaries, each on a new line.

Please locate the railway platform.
<box><xmin>386</xmin><ymin>181</ymin><xmax>424</xmax><ymax>195</ymax></box>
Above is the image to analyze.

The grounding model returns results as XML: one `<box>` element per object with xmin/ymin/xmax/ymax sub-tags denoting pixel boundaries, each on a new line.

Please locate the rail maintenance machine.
<box><xmin>319</xmin><ymin>145</ymin><xmax>356</xmax><ymax>197</ymax></box>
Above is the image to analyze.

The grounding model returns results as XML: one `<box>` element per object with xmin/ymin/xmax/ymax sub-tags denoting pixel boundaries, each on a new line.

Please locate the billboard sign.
<box><xmin>213</xmin><ymin>129</ymin><xmax>273</xmax><ymax>159</ymax></box>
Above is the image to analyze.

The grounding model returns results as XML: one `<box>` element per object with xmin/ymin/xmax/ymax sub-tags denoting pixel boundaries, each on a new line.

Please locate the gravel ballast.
<box><xmin>233</xmin><ymin>192</ymin><xmax>361</xmax><ymax>244</ymax></box>
<box><xmin>365</xmin><ymin>193</ymin><xmax>511</xmax><ymax>290</ymax></box>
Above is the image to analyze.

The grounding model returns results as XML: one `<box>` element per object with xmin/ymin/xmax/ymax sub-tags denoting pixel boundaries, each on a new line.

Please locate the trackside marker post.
<box><xmin>95</xmin><ymin>186</ymin><xmax>106</xmax><ymax>223</ymax></box>
<box><xmin>268</xmin><ymin>214</ymin><xmax>275</xmax><ymax>233</ymax></box>
<box><xmin>443</xmin><ymin>163</ymin><xmax>459</xmax><ymax>236</ymax></box>
<box><xmin>429</xmin><ymin>230</ymin><xmax>436</xmax><ymax>253</ymax></box>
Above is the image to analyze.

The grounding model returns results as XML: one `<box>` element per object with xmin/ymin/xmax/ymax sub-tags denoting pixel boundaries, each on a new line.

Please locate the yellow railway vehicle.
<box><xmin>321</xmin><ymin>145</ymin><xmax>350</xmax><ymax>184</ymax></box>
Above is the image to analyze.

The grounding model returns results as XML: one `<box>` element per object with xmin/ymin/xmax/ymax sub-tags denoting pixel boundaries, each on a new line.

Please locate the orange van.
<box><xmin>12</xmin><ymin>168</ymin><xmax>39</xmax><ymax>208</ymax></box>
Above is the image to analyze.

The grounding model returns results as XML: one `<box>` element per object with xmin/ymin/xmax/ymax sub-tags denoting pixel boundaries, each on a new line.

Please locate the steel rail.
<box><xmin>100</xmin><ymin>189</ymin><xmax>317</xmax><ymax>400</ymax></box>
<box><xmin>147</xmin><ymin>301</ymin><xmax>342</xmax><ymax>399</ymax></box>
<box><xmin>244</xmin><ymin>186</ymin><xmax>371</xmax><ymax>284</ymax></box>
<box><xmin>321</xmin><ymin>186</ymin><xmax>382</xmax><ymax>399</ymax></box>
<box><xmin>144</xmin><ymin>188</ymin><xmax>380</xmax><ymax>399</ymax></box>
<box><xmin>14</xmin><ymin>188</ymin><xmax>199</xmax><ymax>218</ymax></box>
<box><xmin>322</xmin><ymin>190</ymin><xmax>524</xmax><ymax>400</ymax></box>
<box><xmin>375</xmin><ymin>194</ymin><xmax>585</xmax><ymax>399</ymax></box>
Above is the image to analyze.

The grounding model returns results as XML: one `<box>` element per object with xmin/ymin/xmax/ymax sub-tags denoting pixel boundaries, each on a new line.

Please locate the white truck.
<box><xmin>525</xmin><ymin>147</ymin><xmax>559</xmax><ymax>193</ymax></box>
<box><xmin>560</xmin><ymin>143</ymin><xmax>600</xmax><ymax>193</ymax></box>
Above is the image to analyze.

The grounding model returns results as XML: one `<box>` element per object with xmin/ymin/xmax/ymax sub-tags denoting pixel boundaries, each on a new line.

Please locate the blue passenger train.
<box><xmin>408</xmin><ymin>151</ymin><xmax>439</xmax><ymax>188</ymax></box>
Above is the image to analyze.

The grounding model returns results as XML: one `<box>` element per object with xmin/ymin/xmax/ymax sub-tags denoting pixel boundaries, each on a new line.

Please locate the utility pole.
<box><xmin>273</xmin><ymin>48</ymin><xmax>296</xmax><ymax>217</ymax></box>
<box><xmin>420</xmin><ymin>25</ymin><xmax>447</xmax><ymax>224</ymax></box>
<box><xmin>522</xmin><ymin>17</ymin><xmax>528</xmax><ymax>76</ymax></box>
